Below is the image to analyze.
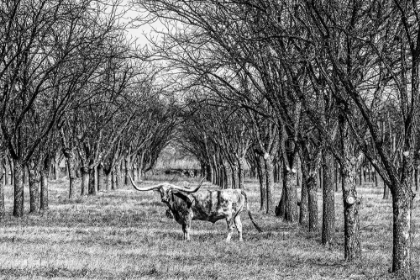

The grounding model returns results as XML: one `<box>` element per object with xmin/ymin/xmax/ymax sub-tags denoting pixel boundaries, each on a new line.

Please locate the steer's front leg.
<box><xmin>182</xmin><ymin>223</ymin><xmax>191</xmax><ymax>241</ymax></box>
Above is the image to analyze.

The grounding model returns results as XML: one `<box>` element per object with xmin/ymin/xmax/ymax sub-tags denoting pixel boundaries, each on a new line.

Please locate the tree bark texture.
<box><xmin>115</xmin><ymin>161</ymin><xmax>122</xmax><ymax>189</ymax></box>
<box><xmin>307</xmin><ymin>175</ymin><xmax>318</xmax><ymax>232</ymax></box>
<box><xmin>341</xmin><ymin>159</ymin><xmax>362</xmax><ymax>261</ymax></box>
<box><xmin>13</xmin><ymin>159</ymin><xmax>24</xmax><ymax>217</ymax></box>
<box><xmin>391</xmin><ymin>183</ymin><xmax>414</xmax><ymax>276</ymax></box>
<box><xmin>0</xmin><ymin>158</ymin><xmax>5</xmax><ymax>219</ymax></box>
<box><xmin>238</xmin><ymin>157</ymin><xmax>246</xmax><ymax>189</ymax></box>
<box><xmin>29</xmin><ymin>169</ymin><xmax>40</xmax><ymax>214</ymax></box>
<box><xmin>124</xmin><ymin>157</ymin><xmax>131</xmax><ymax>186</ymax></box>
<box><xmin>322</xmin><ymin>153</ymin><xmax>335</xmax><ymax>246</ymax></box>
<box><xmin>111</xmin><ymin>171</ymin><xmax>116</xmax><ymax>190</ymax></box>
<box><xmin>384</xmin><ymin>184</ymin><xmax>390</xmax><ymax>199</ymax></box>
<box><xmin>66</xmin><ymin>154</ymin><xmax>77</xmax><ymax>199</ymax></box>
<box><xmin>257</xmin><ymin>155</ymin><xmax>267</xmax><ymax>211</ymax></box>
<box><xmin>299</xmin><ymin>175</ymin><xmax>309</xmax><ymax>226</ymax></box>
<box><xmin>88</xmin><ymin>167</ymin><xmax>96</xmax><ymax>195</ymax></box>
<box><xmin>264</xmin><ymin>155</ymin><xmax>275</xmax><ymax>214</ymax></box>
<box><xmin>40</xmin><ymin>170</ymin><xmax>49</xmax><ymax>211</ymax></box>
<box><xmin>284</xmin><ymin>169</ymin><xmax>298</xmax><ymax>223</ymax></box>
<box><xmin>80</xmin><ymin>167</ymin><xmax>89</xmax><ymax>195</ymax></box>
<box><xmin>231</xmin><ymin>162</ymin><xmax>239</xmax><ymax>189</ymax></box>
<box><xmin>223</xmin><ymin>161</ymin><xmax>233</xmax><ymax>189</ymax></box>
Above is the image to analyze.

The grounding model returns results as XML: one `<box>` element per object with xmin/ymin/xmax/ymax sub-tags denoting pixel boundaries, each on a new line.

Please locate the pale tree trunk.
<box><xmin>133</xmin><ymin>160</ymin><xmax>138</xmax><ymax>182</ymax></box>
<box><xmin>0</xmin><ymin>156</ymin><xmax>5</xmax><ymax>220</ymax></box>
<box><xmin>391</xmin><ymin>183</ymin><xmax>414</xmax><ymax>276</ymax></box>
<box><xmin>64</xmin><ymin>149</ymin><xmax>77</xmax><ymax>199</ymax></box>
<box><xmin>300</xmin><ymin>155</ymin><xmax>318</xmax><ymax>231</ymax></box>
<box><xmin>80</xmin><ymin>166</ymin><xmax>89</xmax><ymax>195</ymax></box>
<box><xmin>9</xmin><ymin>157</ymin><xmax>14</xmax><ymax>186</ymax></box>
<box><xmin>13</xmin><ymin>159</ymin><xmax>24</xmax><ymax>217</ymax></box>
<box><xmin>223</xmin><ymin>161</ymin><xmax>233</xmax><ymax>189</ymax></box>
<box><xmin>231</xmin><ymin>162</ymin><xmax>239</xmax><ymax>189</ymax></box>
<box><xmin>341</xmin><ymin>158</ymin><xmax>362</xmax><ymax>260</ymax></box>
<box><xmin>307</xmin><ymin>174</ymin><xmax>318</xmax><ymax>232</ymax></box>
<box><xmin>137</xmin><ymin>152</ymin><xmax>145</xmax><ymax>181</ymax></box>
<box><xmin>105</xmin><ymin>171</ymin><xmax>111</xmax><ymax>191</ymax></box>
<box><xmin>383</xmin><ymin>184</ymin><xmax>390</xmax><ymax>199</ymax></box>
<box><xmin>264</xmin><ymin>154</ymin><xmax>275</xmax><ymax>214</ymax></box>
<box><xmin>29</xmin><ymin>168</ymin><xmax>40</xmax><ymax>214</ymax></box>
<box><xmin>299</xmin><ymin>175</ymin><xmax>309</xmax><ymax>226</ymax></box>
<box><xmin>22</xmin><ymin>165</ymin><xmax>28</xmax><ymax>186</ymax></box>
<box><xmin>53</xmin><ymin>152</ymin><xmax>60</xmax><ymax>180</ymax></box>
<box><xmin>257</xmin><ymin>155</ymin><xmax>267</xmax><ymax>211</ymax></box>
<box><xmin>238</xmin><ymin>157</ymin><xmax>246</xmax><ymax>189</ymax></box>
<box><xmin>284</xmin><ymin>169</ymin><xmax>298</xmax><ymax>223</ymax></box>
<box><xmin>4</xmin><ymin>159</ymin><xmax>10</xmax><ymax>186</ymax></box>
<box><xmin>322</xmin><ymin>152</ymin><xmax>335</xmax><ymax>246</ymax></box>
<box><xmin>115</xmin><ymin>160</ymin><xmax>122</xmax><ymax>189</ymax></box>
<box><xmin>40</xmin><ymin>169</ymin><xmax>49</xmax><ymax>211</ymax></box>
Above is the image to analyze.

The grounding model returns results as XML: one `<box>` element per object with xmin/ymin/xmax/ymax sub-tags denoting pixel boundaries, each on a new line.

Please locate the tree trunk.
<box><xmin>299</xmin><ymin>173</ymin><xmax>309</xmax><ymax>226</ymax></box>
<box><xmin>341</xmin><ymin>159</ymin><xmax>362</xmax><ymax>261</ymax></box>
<box><xmin>264</xmin><ymin>155</ymin><xmax>275</xmax><ymax>214</ymax></box>
<box><xmin>88</xmin><ymin>167</ymin><xmax>96</xmax><ymax>195</ymax></box>
<box><xmin>124</xmin><ymin>157</ymin><xmax>131</xmax><ymax>186</ymax></box>
<box><xmin>231</xmin><ymin>162</ymin><xmax>239</xmax><ymax>189</ymax></box>
<box><xmin>40</xmin><ymin>170</ymin><xmax>49</xmax><ymax>211</ymax></box>
<box><xmin>0</xmin><ymin>157</ymin><xmax>5</xmax><ymax>219</ymax></box>
<box><xmin>80</xmin><ymin>167</ymin><xmax>89</xmax><ymax>195</ymax></box>
<box><xmin>53</xmin><ymin>153</ymin><xmax>60</xmax><ymax>180</ymax></box>
<box><xmin>307</xmin><ymin>174</ymin><xmax>318</xmax><ymax>232</ymax></box>
<box><xmin>22</xmin><ymin>165</ymin><xmax>28</xmax><ymax>186</ymax></box>
<box><xmin>9</xmin><ymin>157</ymin><xmax>14</xmax><ymax>186</ymax></box>
<box><xmin>238</xmin><ymin>157</ymin><xmax>246</xmax><ymax>189</ymax></box>
<box><xmin>384</xmin><ymin>183</ymin><xmax>390</xmax><ymax>199</ymax></box>
<box><xmin>322</xmin><ymin>152</ymin><xmax>335</xmax><ymax>246</ymax></box>
<box><xmin>97</xmin><ymin>165</ymin><xmax>102</xmax><ymax>192</ymax></box>
<box><xmin>13</xmin><ymin>159</ymin><xmax>24</xmax><ymax>217</ymax></box>
<box><xmin>111</xmin><ymin>171</ymin><xmax>116</xmax><ymax>190</ymax></box>
<box><xmin>29</xmin><ymin>168</ymin><xmax>40</xmax><ymax>214</ymax></box>
<box><xmin>105</xmin><ymin>171</ymin><xmax>111</xmax><ymax>191</ymax></box>
<box><xmin>223</xmin><ymin>161</ymin><xmax>233</xmax><ymax>189</ymax></box>
<box><xmin>257</xmin><ymin>155</ymin><xmax>266</xmax><ymax>211</ymax></box>
<box><xmin>115</xmin><ymin>160</ymin><xmax>122</xmax><ymax>189</ymax></box>
<box><xmin>391</xmin><ymin>184</ymin><xmax>414</xmax><ymax>277</ymax></box>
<box><xmin>65</xmin><ymin>153</ymin><xmax>77</xmax><ymax>199</ymax></box>
<box><xmin>284</xmin><ymin>169</ymin><xmax>298</xmax><ymax>223</ymax></box>
<box><xmin>4</xmin><ymin>160</ymin><xmax>10</xmax><ymax>186</ymax></box>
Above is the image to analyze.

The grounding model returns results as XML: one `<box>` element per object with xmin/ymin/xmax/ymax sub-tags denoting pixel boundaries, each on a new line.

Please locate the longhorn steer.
<box><xmin>130</xmin><ymin>177</ymin><xmax>262</xmax><ymax>241</ymax></box>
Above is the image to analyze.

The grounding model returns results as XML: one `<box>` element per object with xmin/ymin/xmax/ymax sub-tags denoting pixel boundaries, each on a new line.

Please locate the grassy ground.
<box><xmin>0</xmin><ymin>177</ymin><xmax>419</xmax><ymax>279</ymax></box>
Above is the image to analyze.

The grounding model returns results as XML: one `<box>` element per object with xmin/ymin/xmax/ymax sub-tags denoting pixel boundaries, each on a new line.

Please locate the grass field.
<box><xmin>0</xmin><ymin>176</ymin><xmax>419</xmax><ymax>279</ymax></box>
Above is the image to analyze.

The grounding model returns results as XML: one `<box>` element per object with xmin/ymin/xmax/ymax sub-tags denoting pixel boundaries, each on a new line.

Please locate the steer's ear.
<box><xmin>173</xmin><ymin>191</ymin><xmax>193</xmax><ymax>208</ymax></box>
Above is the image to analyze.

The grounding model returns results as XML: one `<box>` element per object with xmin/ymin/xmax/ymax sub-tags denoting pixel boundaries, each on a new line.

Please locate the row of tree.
<box><xmin>0</xmin><ymin>1</ymin><xmax>177</xmax><ymax>219</ymax></box>
<box><xmin>136</xmin><ymin>0</ymin><xmax>420</xmax><ymax>277</ymax></box>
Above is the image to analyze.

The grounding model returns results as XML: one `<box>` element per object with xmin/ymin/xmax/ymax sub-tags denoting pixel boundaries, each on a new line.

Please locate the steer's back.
<box><xmin>191</xmin><ymin>189</ymin><xmax>245</xmax><ymax>223</ymax></box>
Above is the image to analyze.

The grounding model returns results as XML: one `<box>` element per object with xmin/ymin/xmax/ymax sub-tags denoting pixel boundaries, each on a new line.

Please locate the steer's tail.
<box><xmin>241</xmin><ymin>190</ymin><xmax>263</xmax><ymax>233</ymax></box>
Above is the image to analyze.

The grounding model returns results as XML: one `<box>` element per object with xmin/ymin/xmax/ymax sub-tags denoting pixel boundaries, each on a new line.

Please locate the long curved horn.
<box><xmin>129</xmin><ymin>175</ymin><xmax>163</xmax><ymax>192</ymax></box>
<box><xmin>170</xmin><ymin>178</ymin><xmax>205</xmax><ymax>193</ymax></box>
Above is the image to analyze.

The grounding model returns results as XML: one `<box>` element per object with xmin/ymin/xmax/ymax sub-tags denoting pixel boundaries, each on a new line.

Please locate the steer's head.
<box><xmin>129</xmin><ymin>176</ymin><xmax>205</xmax><ymax>205</ymax></box>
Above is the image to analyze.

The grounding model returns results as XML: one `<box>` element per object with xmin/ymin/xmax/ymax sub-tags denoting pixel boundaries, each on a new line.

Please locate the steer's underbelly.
<box><xmin>193</xmin><ymin>211</ymin><xmax>228</xmax><ymax>223</ymax></box>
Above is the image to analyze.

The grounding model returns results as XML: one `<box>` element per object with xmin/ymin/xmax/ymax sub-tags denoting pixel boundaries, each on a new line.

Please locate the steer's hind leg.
<box><xmin>225</xmin><ymin>216</ymin><xmax>234</xmax><ymax>242</ymax></box>
<box><xmin>182</xmin><ymin>219</ymin><xmax>192</xmax><ymax>241</ymax></box>
<box><xmin>234</xmin><ymin>215</ymin><xmax>243</xmax><ymax>241</ymax></box>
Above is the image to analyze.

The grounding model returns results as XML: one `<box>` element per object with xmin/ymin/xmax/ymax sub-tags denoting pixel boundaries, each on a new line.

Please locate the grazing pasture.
<box><xmin>0</xmin><ymin>177</ymin><xmax>419</xmax><ymax>279</ymax></box>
